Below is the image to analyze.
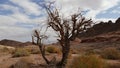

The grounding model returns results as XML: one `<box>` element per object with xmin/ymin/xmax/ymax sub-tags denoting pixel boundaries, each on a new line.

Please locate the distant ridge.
<box><xmin>79</xmin><ymin>17</ymin><xmax>120</xmax><ymax>38</ymax></box>
<box><xmin>0</xmin><ymin>39</ymin><xmax>33</xmax><ymax>47</ymax></box>
<box><xmin>78</xmin><ymin>17</ymin><xmax>120</xmax><ymax>43</ymax></box>
<box><xmin>81</xmin><ymin>31</ymin><xmax>120</xmax><ymax>43</ymax></box>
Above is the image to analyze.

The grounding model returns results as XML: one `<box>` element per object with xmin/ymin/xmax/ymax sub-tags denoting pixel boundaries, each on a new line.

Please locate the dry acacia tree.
<box><xmin>32</xmin><ymin>5</ymin><xmax>92</xmax><ymax>68</ymax></box>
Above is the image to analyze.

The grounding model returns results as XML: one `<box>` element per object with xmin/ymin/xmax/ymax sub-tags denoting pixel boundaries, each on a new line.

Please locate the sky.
<box><xmin>0</xmin><ymin>0</ymin><xmax>120</xmax><ymax>43</ymax></box>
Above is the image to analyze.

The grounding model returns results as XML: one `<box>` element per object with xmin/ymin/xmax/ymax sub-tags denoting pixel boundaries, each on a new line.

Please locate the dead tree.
<box><xmin>45</xmin><ymin>5</ymin><xmax>92</xmax><ymax>68</ymax></box>
<box><xmin>32</xmin><ymin>30</ymin><xmax>50</xmax><ymax>64</ymax></box>
<box><xmin>32</xmin><ymin>5</ymin><xmax>92</xmax><ymax>68</ymax></box>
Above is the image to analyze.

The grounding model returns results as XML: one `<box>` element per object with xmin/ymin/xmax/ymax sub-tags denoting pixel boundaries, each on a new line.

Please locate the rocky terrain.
<box><xmin>0</xmin><ymin>39</ymin><xmax>33</xmax><ymax>47</ymax></box>
<box><xmin>79</xmin><ymin>17</ymin><xmax>120</xmax><ymax>38</ymax></box>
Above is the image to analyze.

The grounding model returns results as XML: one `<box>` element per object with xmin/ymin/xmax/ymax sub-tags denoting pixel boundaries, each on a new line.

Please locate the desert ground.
<box><xmin>0</xmin><ymin>31</ymin><xmax>120</xmax><ymax>68</ymax></box>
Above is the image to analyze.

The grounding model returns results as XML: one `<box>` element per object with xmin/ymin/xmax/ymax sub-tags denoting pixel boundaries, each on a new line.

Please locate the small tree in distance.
<box><xmin>32</xmin><ymin>3</ymin><xmax>93</xmax><ymax>68</ymax></box>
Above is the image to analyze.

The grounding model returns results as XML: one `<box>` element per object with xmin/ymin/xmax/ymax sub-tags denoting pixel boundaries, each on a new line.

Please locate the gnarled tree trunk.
<box><xmin>57</xmin><ymin>31</ymin><xmax>70</xmax><ymax>68</ymax></box>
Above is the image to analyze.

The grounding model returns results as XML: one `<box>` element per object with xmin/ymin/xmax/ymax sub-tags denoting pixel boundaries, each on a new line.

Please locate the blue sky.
<box><xmin>0</xmin><ymin>0</ymin><xmax>120</xmax><ymax>43</ymax></box>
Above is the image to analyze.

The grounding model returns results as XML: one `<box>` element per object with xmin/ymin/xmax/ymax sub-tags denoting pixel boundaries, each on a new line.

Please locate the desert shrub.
<box><xmin>30</xmin><ymin>48</ymin><xmax>40</xmax><ymax>54</ymax></box>
<box><xmin>25</xmin><ymin>48</ymin><xmax>40</xmax><ymax>54</ymax></box>
<box><xmin>12</xmin><ymin>48</ymin><xmax>30</xmax><ymax>57</ymax></box>
<box><xmin>1</xmin><ymin>47</ymin><xmax>9</xmax><ymax>52</ymax></box>
<box><xmin>85</xmin><ymin>50</ymin><xmax>96</xmax><ymax>55</ymax></box>
<box><xmin>0</xmin><ymin>46</ymin><xmax>15</xmax><ymax>54</ymax></box>
<box><xmin>46</xmin><ymin>46</ymin><xmax>61</xmax><ymax>54</ymax></box>
<box><xmin>101</xmin><ymin>48</ymin><xmax>120</xmax><ymax>60</ymax></box>
<box><xmin>68</xmin><ymin>55</ymin><xmax>107</xmax><ymax>68</ymax></box>
<box><xmin>85</xmin><ymin>49</ymin><xmax>101</xmax><ymax>55</ymax></box>
<box><xmin>70</xmin><ymin>49</ymin><xmax>79</xmax><ymax>54</ymax></box>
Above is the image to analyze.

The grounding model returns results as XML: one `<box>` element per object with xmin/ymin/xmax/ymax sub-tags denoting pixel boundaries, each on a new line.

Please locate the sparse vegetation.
<box><xmin>30</xmin><ymin>48</ymin><xmax>40</xmax><ymax>54</ymax></box>
<box><xmin>12</xmin><ymin>48</ymin><xmax>30</xmax><ymax>57</ymax></box>
<box><xmin>85</xmin><ymin>49</ymin><xmax>101</xmax><ymax>55</ymax></box>
<box><xmin>68</xmin><ymin>55</ymin><xmax>107</xmax><ymax>68</ymax></box>
<box><xmin>0</xmin><ymin>45</ymin><xmax>15</xmax><ymax>54</ymax></box>
<box><xmin>25</xmin><ymin>47</ymin><xmax>40</xmax><ymax>54</ymax></box>
<box><xmin>46</xmin><ymin>46</ymin><xmax>61</xmax><ymax>54</ymax></box>
<box><xmin>1</xmin><ymin>47</ymin><xmax>9</xmax><ymax>52</ymax></box>
<box><xmin>101</xmin><ymin>47</ymin><xmax>120</xmax><ymax>60</ymax></box>
<box><xmin>70</xmin><ymin>49</ymin><xmax>79</xmax><ymax>54</ymax></box>
<box><xmin>46</xmin><ymin>46</ymin><xmax>57</xmax><ymax>53</ymax></box>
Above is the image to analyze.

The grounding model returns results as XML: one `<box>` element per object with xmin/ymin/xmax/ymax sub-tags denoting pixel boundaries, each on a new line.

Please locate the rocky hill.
<box><xmin>0</xmin><ymin>39</ymin><xmax>33</xmax><ymax>47</ymax></box>
<box><xmin>79</xmin><ymin>17</ymin><xmax>120</xmax><ymax>38</ymax></box>
<box><xmin>78</xmin><ymin>17</ymin><xmax>120</xmax><ymax>43</ymax></box>
<box><xmin>81</xmin><ymin>31</ymin><xmax>120</xmax><ymax>43</ymax></box>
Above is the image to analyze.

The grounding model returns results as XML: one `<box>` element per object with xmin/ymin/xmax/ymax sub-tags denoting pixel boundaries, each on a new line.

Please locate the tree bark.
<box><xmin>57</xmin><ymin>41</ymin><xmax>70</xmax><ymax>68</ymax></box>
<box><xmin>38</xmin><ymin>45</ymin><xmax>50</xmax><ymax>64</ymax></box>
<box><xmin>57</xmin><ymin>31</ymin><xmax>70</xmax><ymax>68</ymax></box>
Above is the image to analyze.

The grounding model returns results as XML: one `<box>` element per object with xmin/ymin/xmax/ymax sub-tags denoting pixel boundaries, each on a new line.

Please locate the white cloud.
<box><xmin>11</xmin><ymin>12</ymin><xmax>30</xmax><ymax>23</ymax></box>
<box><xmin>0</xmin><ymin>26</ymin><xmax>31</xmax><ymax>42</ymax></box>
<box><xmin>101</xmin><ymin>0</ymin><xmax>118</xmax><ymax>9</ymax></box>
<box><xmin>10</xmin><ymin>0</ymin><xmax>42</xmax><ymax>16</ymax></box>
<box><xmin>85</xmin><ymin>0</ymin><xmax>119</xmax><ymax>18</ymax></box>
<box><xmin>0</xmin><ymin>15</ymin><xmax>17</xmax><ymax>26</ymax></box>
<box><xmin>0</xmin><ymin>0</ymin><xmax>120</xmax><ymax>43</ymax></box>
<box><xmin>0</xmin><ymin>12</ymin><xmax>46</xmax><ymax>42</ymax></box>
<box><xmin>46</xmin><ymin>0</ymin><xmax>120</xmax><ymax>19</ymax></box>
<box><xmin>0</xmin><ymin>0</ymin><xmax>46</xmax><ymax>42</ymax></box>
<box><xmin>0</xmin><ymin>4</ymin><xmax>19</xmax><ymax>13</ymax></box>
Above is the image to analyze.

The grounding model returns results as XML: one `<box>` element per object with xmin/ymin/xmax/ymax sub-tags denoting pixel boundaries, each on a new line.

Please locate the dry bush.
<box><xmin>0</xmin><ymin>45</ymin><xmax>15</xmax><ymax>54</ymax></box>
<box><xmin>68</xmin><ymin>55</ymin><xmax>107</xmax><ymax>68</ymax></box>
<box><xmin>46</xmin><ymin>46</ymin><xmax>61</xmax><ymax>54</ymax></box>
<box><xmin>25</xmin><ymin>47</ymin><xmax>40</xmax><ymax>54</ymax></box>
<box><xmin>70</xmin><ymin>49</ymin><xmax>79</xmax><ymax>54</ymax></box>
<box><xmin>30</xmin><ymin>48</ymin><xmax>40</xmax><ymax>54</ymax></box>
<box><xmin>12</xmin><ymin>48</ymin><xmax>30</xmax><ymax>57</ymax></box>
<box><xmin>85</xmin><ymin>49</ymin><xmax>101</xmax><ymax>55</ymax></box>
<box><xmin>0</xmin><ymin>47</ymin><xmax>9</xmax><ymax>52</ymax></box>
<box><xmin>101</xmin><ymin>47</ymin><xmax>120</xmax><ymax>60</ymax></box>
